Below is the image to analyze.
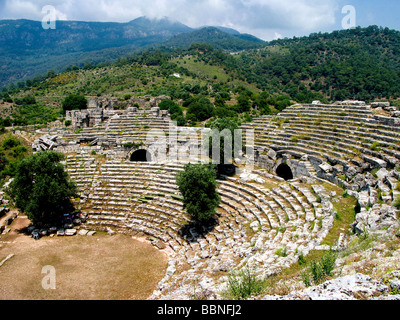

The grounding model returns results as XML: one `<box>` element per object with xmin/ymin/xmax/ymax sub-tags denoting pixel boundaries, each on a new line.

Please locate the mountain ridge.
<box><xmin>161</xmin><ymin>26</ymin><xmax>265</xmax><ymax>51</ymax></box>
<box><xmin>0</xmin><ymin>16</ymin><xmax>263</xmax><ymax>87</ymax></box>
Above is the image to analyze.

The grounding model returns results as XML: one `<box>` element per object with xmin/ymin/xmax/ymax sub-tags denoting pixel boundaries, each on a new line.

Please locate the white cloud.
<box><xmin>2</xmin><ymin>0</ymin><xmax>41</xmax><ymax>19</ymax></box>
<box><xmin>0</xmin><ymin>0</ymin><xmax>341</xmax><ymax>40</ymax></box>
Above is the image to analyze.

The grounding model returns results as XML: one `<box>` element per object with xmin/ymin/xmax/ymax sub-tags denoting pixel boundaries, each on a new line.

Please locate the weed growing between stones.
<box><xmin>225</xmin><ymin>265</ymin><xmax>267</xmax><ymax>300</ymax></box>
<box><xmin>302</xmin><ymin>250</ymin><xmax>338</xmax><ymax>286</ymax></box>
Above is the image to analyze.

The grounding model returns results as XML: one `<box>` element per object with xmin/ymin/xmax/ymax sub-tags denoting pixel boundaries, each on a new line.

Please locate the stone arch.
<box><xmin>130</xmin><ymin>149</ymin><xmax>152</xmax><ymax>162</ymax></box>
<box><xmin>276</xmin><ymin>163</ymin><xmax>294</xmax><ymax>181</ymax></box>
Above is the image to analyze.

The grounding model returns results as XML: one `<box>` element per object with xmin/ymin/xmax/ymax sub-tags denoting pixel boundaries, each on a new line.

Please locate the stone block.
<box><xmin>319</xmin><ymin>162</ymin><xmax>333</xmax><ymax>173</ymax></box>
<box><xmin>376</xmin><ymin>168</ymin><xmax>389</xmax><ymax>180</ymax></box>
<box><xmin>78</xmin><ymin>229</ymin><xmax>88</xmax><ymax>236</ymax></box>
<box><xmin>65</xmin><ymin>229</ymin><xmax>77</xmax><ymax>236</ymax></box>
<box><xmin>267</xmin><ymin>148</ymin><xmax>277</xmax><ymax>160</ymax></box>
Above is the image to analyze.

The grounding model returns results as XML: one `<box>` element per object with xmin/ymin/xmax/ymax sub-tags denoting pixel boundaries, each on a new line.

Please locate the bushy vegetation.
<box><xmin>7</xmin><ymin>151</ymin><xmax>78</xmax><ymax>224</ymax></box>
<box><xmin>226</xmin><ymin>265</ymin><xmax>267</xmax><ymax>300</ymax></box>
<box><xmin>158</xmin><ymin>100</ymin><xmax>186</xmax><ymax>125</ymax></box>
<box><xmin>393</xmin><ymin>196</ymin><xmax>400</xmax><ymax>210</ymax></box>
<box><xmin>234</xmin><ymin>26</ymin><xmax>400</xmax><ymax>102</ymax></box>
<box><xmin>301</xmin><ymin>250</ymin><xmax>337</xmax><ymax>286</ymax></box>
<box><xmin>14</xmin><ymin>94</ymin><xmax>36</xmax><ymax>106</ymax></box>
<box><xmin>11</xmin><ymin>103</ymin><xmax>60</xmax><ymax>125</ymax></box>
<box><xmin>0</xmin><ymin>133</ymin><xmax>30</xmax><ymax>184</ymax></box>
<box><xmin>185</xmin><ymin>96</ymin><xmax>215</xmax><ymax>122</ymax></box>
<box><xmin>0</xmin><ymin>93</ymin><xmax>60</xmax><ymax>126</ymax></box>
<box><xmin>62</xmin><ymin>94</ymin><xmax>88</xmax><ymax>113</ymax></box>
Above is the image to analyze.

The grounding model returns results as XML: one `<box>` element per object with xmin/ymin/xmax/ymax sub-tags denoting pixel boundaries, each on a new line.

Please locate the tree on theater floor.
<box><xmin>6</xmin><ymin>151</ymin><xmax>78</xmax><ymax>224</ymax></box>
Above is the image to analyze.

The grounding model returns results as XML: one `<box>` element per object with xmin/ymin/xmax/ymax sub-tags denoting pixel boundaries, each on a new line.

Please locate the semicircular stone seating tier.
<box><xmin>242</xmin><ymin>104</ymin><xmax>400</xmax><ymax>170</ymax></box>
<box><xmin>242</xmin><ymin>104</ymin><xmax>400</xmax><ymax>205</ymax></box>
<box><xmin>65</xmin><ymin>153</ymin><xmax>335</xmax><ymax>299</ymax></box>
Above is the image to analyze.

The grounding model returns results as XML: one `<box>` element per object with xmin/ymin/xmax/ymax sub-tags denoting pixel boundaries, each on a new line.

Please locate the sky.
<box><xmin>0</xmin><ymin>0</ymin><xmax>399</xmax><ymax>40</ymax></box>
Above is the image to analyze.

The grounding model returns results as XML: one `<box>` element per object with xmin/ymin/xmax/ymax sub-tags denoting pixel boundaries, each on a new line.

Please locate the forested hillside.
<box><xmin>1</xmin><ymin>25</ymin><xmax>399</xmax><ymax>127</ymax></box>
<box><xmin>0</xmin><ymin>17</ymin><xmax>193</xmax><ymax>87</ymax></box>
<box><xmin>225</xmin><ymin>25</ymin><xmax>400</xmax><ymax>102</ymax></box>
<box><xmin>0</xmin><ymin>17</ymin><xmax>264</xmax><ymax>88</ymax></box>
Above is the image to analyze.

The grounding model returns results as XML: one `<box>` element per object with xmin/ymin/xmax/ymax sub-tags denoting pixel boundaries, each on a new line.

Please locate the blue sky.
<box><xmin>0</xmin><ymin>0</ymin><xmax>399</xmax><ymax>40</ymax></box>
<box><xmin>333</xmin><ymin>0</ymin><xmax>400</xmax><ymax>32</ymax></box>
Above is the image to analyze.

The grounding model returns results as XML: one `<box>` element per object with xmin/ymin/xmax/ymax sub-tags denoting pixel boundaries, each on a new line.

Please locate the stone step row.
<box><xmin>284</xmin><ymin>125</ymin><xmax>400</xmax><ymax>156</ymax></box>
<box><xmin>283</xmin><ymin>113</ymin><xmax>400</xmax><ymax>135</ymax></box>
<box><xmin>281</xmin><ymin>108</ymin><xmax>373</xmax><ymax>118</ymax></box>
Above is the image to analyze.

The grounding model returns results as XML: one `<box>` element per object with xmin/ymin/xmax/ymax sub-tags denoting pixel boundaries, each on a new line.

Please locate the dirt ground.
<box><xmin>0</xmin><ymin>214</ymin><xmax>169</xmax><ymax>300</ymax></box>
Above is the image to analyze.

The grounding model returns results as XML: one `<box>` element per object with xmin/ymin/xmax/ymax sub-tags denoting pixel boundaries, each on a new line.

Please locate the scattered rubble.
<box><xmin>32</xmin><ymin>134</ymin><xmax>59</xmax><ymax>152</ymax></box>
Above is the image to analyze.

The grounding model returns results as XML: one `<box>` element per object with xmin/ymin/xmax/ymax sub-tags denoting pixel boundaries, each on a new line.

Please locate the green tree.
<box><xmin>7</xmin><ymin>151</ymin><xmax>78</xmax><ymax>224</ymax></box>
<box><xmin>2</xmin><ymin>136</ymin><xmax>20</xmax><ymax>150</ymax></box>
<box><xmin>186</xmin><ymin>97</ymin><xmax>215</xmax><ymax>122</ymax></box>
<box><xmin>158</xmin><ymin>100</ymin><xmax>184</xmax><ymax>122</ymax></box>
<box><xmin>176</xmin><ymin>163</ymin><xmax>220</xmax><ymax>222</ymax></box>
<box><xmin>62</xmin><ymin>94</ymin><xmax>88</xmax><ymax>114</ymax></box>
<box><xmin>0</xmin><ymin>152</ymin><xmax>9</xmax><ymax>172</ymax></box>
<box><xmin>236</xmin><ymin>94</ymin><xmax>251</xmax><ymax>113</ymax></box>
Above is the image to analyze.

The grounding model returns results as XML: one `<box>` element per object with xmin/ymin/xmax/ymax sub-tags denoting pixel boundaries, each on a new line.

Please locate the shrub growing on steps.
<box><xmin>176</xmin><ymin>163</ymin><xmax>220</xmax><ymax>222</ymax></box>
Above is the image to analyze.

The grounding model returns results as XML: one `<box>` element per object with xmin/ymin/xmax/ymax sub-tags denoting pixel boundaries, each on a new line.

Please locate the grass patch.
<box><xmin>174</xmin><ymin>56</ymin><xmax>230</xmax><ymax>83</ymax></box>
<box><xmin>171</xmin><ymin>194</ymin><xmax>184</xmax><ymax>201</ymax></box>
<box><xmin>370</xmin><ymin>142</ymin><xmax>381</xmax><ymax>151</ymax></box>
<box><xmin>275</xmin><ymin>247</ymin><xmax>288</xmax><ymax>257</ymax></box>
<box><xmin>393</xmin><ymin>196</ymin><xmax>400</xmax><ymax>210</ymax></box>
<box><xmin>339</xmin><ymin>231</ymin><xmax>378</xmax><ymax>259</ymax></box>
<box><xmin>224</xmin><ymin>265</ymin><xmax>267</xmax><ymax>300</ymax></box>
<box><xmin>321</xmin><ymin>189</ymin><xmax>357</xmax><ymax>247</ymax></box>
<box><xmin>259</xmin><ymin>249</ymin><xmax>335</xmax><ymax>295</ymax></box>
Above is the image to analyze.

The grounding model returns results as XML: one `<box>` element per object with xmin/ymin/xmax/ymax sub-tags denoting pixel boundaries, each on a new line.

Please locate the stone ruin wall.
<box><xmin>65</xmin><ymin>95</ymin><xmax>171</xmax><ymax>130</ymax></box>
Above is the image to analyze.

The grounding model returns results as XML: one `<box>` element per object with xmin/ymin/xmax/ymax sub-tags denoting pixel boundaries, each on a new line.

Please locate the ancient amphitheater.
<box><xmin>32</xmin><ymin>98</ymin><xmax>400</xmax><ymax>299</ymax></box>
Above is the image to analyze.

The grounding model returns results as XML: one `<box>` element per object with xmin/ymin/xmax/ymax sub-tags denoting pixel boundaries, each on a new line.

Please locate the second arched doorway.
<box><xmin>276</xmin><ymin>163</ymin><xmax>294</xmax><ymax>181</ymax></box>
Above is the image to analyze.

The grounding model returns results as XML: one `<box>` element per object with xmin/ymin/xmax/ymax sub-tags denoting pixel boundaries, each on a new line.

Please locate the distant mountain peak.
<box><xmin>200</xmin><ymin>25</ymin><xmax>241</xmax><ymax>35</ymax></box>
<box><xmin>129</xmin><ymin>16</ymin><xmax>190</xmax><ymax>26</ymax></box>
<box><xmin>162</xmin><ymin>26</ymin><xmax>265</xmax><ymax>51</ymax></box>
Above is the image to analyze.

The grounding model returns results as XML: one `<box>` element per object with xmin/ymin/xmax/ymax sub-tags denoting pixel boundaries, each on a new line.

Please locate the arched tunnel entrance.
<box><xmin>276</xmin><ymin>163</ymin><xmax>294</xmax><ymax>181</ymax></box>
<box><xmin>130</xmin><ymin>149</ymin><xmax>152</xmax><ymax>162</ymax></box>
